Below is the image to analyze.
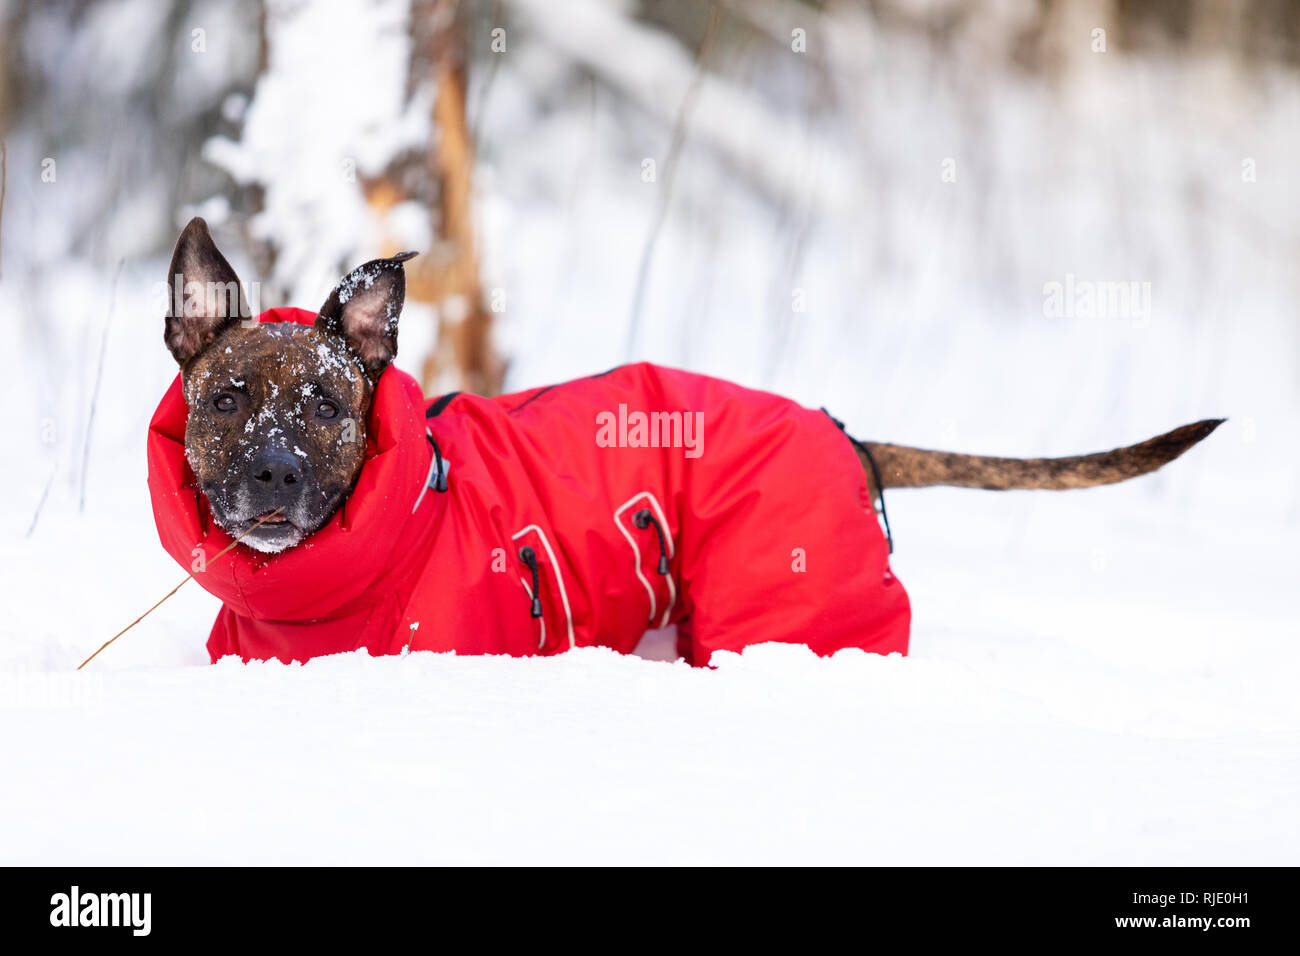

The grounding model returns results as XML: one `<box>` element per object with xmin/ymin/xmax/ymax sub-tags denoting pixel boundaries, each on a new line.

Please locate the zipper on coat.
<box><xmin>518</xmin><ymin>546</ymin><xmax>544</xmax><ymax>618</ymax></box>
<box><xmin>633</xmin><ymin>508</ymin><xmax>671</xmax><ymax>575</ymax></box>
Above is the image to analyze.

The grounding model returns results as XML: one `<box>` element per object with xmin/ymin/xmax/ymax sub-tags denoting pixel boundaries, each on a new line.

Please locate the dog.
<box><xmin>151</xmin><ymin>218</ymin><xmax>1221</xmax><ymax>665</ymax></box>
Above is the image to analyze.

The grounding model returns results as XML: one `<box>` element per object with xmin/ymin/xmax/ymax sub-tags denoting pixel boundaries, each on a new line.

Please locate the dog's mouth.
<box><xmin>206</xmin><ymin>504</ymin><xmax>309</xmax><ymax>554</ymax></box>
<box><xmin>203</xmin><ymin>482</ymin><xmax>352</xmax><ymax>555</ymax></box>
<box><xmin>235</xmin><ymin>512</ymin><xmax>309</xmax><ymax>554</ymax></box>
<box><xmin>242</xmin><ymin>511</ymin><xmax>302</xmax><ymax>538</ymax></box>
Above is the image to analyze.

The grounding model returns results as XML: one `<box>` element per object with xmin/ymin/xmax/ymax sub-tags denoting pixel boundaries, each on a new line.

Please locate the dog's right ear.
<box><xmin>163</xmin><ymin>217</ymin><xmax>248</xmax><ymax>367</ymax></box>
<box><xmin>314</xmin><ymin>251</ymin><xmax>417</xmax><ymax>382</ymax></box>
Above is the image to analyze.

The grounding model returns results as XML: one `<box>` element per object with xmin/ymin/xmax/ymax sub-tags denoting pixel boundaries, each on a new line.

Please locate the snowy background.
<box><xmin>1</xmin><ymin>0</ymin><xmax>1297</xmax><ymax>863</ymax></box>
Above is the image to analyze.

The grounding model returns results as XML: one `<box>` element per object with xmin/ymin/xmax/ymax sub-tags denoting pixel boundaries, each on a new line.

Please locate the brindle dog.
<box><xmin>164</xmin><ymin>217</ymin><xmax>1221</xmax><ymax>554</ymax></box>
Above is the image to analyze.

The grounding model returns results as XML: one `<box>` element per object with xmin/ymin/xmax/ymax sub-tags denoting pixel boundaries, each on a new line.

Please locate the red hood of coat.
<box><xmin>147</xmin><ymin>307</ymin><xmax>439</xmax><ymax>623</ymax></box>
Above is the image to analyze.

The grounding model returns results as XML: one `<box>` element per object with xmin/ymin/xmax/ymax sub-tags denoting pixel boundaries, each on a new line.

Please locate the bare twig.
<box><xmin>624</xmin><ymin>2</ymin><xmax>721</xmax><ymax>358</ymax></box>
<box><xmin>78</xmin><ymin>259</ymin><xmax>124</xmax><ymax>512</ymax></box>
<box><xmin>25</xmin><ymin>464</ymin><xmax>57</xmax><ymax>538</ymax></box>
<box><xmin>76</xmin><ymin>508</ymin><xmax>285</xmax><ymax>671</ymax></box>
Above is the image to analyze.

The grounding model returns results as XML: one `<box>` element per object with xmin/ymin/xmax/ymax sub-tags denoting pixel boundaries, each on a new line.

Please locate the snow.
<box><xmin>3</xmin><ymin>631</ymin><xmax>1295</xmax><ymax>866</ymax></box>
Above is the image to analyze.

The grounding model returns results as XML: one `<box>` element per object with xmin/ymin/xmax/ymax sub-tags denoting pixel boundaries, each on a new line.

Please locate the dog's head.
<box><xmin>163</xmin><ymin>217</ymin><xmax>415</xmax><ymax>553</ymax></box>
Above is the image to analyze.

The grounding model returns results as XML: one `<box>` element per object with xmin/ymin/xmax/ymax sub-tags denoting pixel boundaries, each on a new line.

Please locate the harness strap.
<box><xmin>426</xmin><ymin>391</ymin><xmax>461</xmax><ymax>418</ymax></box>
<box><xmin>821</xmin><ymin>408</ymin><xmax>894</xmax><ymax>555</ymax></box>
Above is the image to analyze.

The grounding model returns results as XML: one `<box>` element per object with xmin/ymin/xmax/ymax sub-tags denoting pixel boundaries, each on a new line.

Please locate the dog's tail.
<box><xmin>856</xmin><ymin>419</ymin><xmax>1224</xmax><ymax>492</ymax></box>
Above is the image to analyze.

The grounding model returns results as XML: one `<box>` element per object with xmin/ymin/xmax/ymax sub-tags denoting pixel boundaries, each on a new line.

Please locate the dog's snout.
<box><xmin>251</xmin><ymin>449</ymin><xmax>303</xmax><ymax>490</ymax></box>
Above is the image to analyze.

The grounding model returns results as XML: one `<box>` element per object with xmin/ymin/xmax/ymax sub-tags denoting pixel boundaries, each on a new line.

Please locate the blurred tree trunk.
<box><xmin>404</xmin><ymin>0</ymin><xmax>504</xmax><ymax>396</ymax></box>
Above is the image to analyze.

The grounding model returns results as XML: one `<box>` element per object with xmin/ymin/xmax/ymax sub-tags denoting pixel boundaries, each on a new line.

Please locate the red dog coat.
<box><xmin>148</xmin><ymin>308</ymin><xmax>910</xmax><ymax>665</ymax></box>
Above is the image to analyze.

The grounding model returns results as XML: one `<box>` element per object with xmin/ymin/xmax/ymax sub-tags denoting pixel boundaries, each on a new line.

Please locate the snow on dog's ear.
<box><xmin>164</xmin><ymin>217</ymin><xmax>249</xmax><ymax>367</ymax></box>
<box><xmin>314</xmin><ymin>252</ymin><xmax>417</xmax><ymax>381</ymax></box>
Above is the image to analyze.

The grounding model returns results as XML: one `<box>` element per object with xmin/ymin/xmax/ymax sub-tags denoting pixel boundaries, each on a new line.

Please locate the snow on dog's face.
<box><xmin>163</xmin><ymin>217</ymin><xmax>414</xmax><ymax>553</ymax></box>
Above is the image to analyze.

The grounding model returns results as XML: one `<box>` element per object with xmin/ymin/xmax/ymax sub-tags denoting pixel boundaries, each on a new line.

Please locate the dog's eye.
<box><xmin>213</xmin><ymin>393</ymin><xmax>237</xmax><ymax>414</ymax></box>
<box><xmin>316</xmin><ymin>400</ymin><xmax>339</xmax><ymax>420</ymax></box>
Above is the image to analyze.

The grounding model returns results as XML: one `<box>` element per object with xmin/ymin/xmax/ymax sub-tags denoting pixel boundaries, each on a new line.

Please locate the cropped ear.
<box><xmin>163</xmin><ymin>217</ymin><xmax>248</xmax><ymax>367</ymax></box>
<box><xmin>314</xmin><ymin>251</ymin><xmax>416</xmax><ymax>381</ymax></box>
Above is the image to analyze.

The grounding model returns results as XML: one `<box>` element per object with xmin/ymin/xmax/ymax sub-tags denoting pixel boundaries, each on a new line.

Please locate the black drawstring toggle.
<box><xmin>518</xmin><ymin>546</ymin><xmax>543</xmax><ymax>618</ymax></box>
<box><xmin>633</xmin><ymin>508</ymin><xmax>670</xmax><ymax>575</ymax></box>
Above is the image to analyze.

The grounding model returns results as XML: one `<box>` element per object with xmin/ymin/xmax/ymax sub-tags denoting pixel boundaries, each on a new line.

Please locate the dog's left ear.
<box><xmin>164</xmin><ymin>217</ymin><xmax>248</xmax><ymax>367</ymax></box>
<box><xmin>315</xmin><ymin>252</ymin><xmax>417</xmax><ymax>381</ymax></box>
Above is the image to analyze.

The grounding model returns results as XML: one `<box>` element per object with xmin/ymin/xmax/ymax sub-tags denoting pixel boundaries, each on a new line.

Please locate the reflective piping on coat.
<box><xmin>613</xmin><ymin>491</ymin><xmax>677</xmax><ymax>629</ymax></box>
<box><xmin>510</xmin><ymin>524</ymin><xmax>576</xmax><ymax>649</ymax></box>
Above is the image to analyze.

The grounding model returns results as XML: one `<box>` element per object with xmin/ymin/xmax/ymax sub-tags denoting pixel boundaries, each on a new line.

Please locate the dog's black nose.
<box><xmin>251</xmin><ymin>449</ymin><xmax>303</xmax><ymax>489</ymax></box>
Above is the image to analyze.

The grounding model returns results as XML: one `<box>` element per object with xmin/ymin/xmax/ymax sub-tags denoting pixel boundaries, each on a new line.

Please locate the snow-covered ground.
<box><xmin>2</xmin><ymin>0</ymin><xmax>1298</xmax><ymax>864</ymax></box>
